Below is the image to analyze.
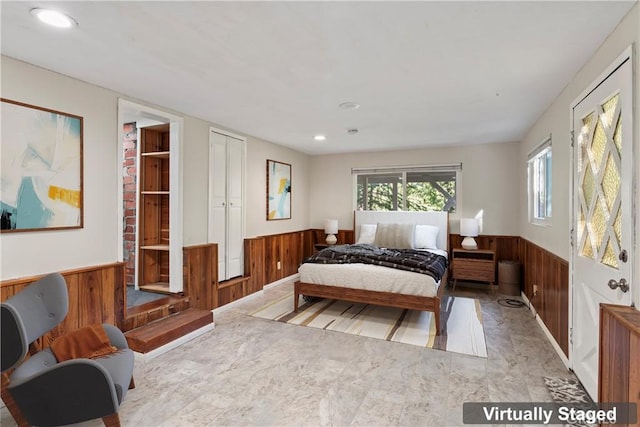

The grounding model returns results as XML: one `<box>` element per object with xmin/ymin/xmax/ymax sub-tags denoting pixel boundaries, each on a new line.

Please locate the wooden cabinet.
<box><xmin>451</xmin><ymin>248</ymin><xmax>496</xmax><ymax>290</ymax></box>
<box><xmin>599</xmin><ymin>304</ymin><xmax>640</xmax><ymax>426</ymax></box>
<box><xmin>138</xmin><ymin>124</ymin><xmax>171</xmax><ymax>293</ymax></box>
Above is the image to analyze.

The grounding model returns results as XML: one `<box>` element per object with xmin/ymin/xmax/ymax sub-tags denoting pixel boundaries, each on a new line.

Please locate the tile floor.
<box><xmin>1</xmin><ymin>280</ymin><xmax>576</xmax><ymax>427</ymax></box>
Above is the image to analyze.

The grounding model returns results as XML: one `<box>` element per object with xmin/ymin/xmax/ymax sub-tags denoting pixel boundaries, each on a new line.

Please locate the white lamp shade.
<box><xmin>460</xmin><ymin>218</ymin><xmax>479</xmax><ymax>237</ymax></box>
<box><xmin>324</xmin><ymin>219</ymin><xmax>338</xmax><ymax>235</ymax></box>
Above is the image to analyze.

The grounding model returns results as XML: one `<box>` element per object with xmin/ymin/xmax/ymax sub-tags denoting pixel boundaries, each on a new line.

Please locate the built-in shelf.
<box><xmin>141</xmin><ymin>151</ymin><xmax>170</xmax><ymax>158</ymax></box>
<box><xmin>140</xmin><ymin>244</ymin><xmax>170</xmax><ymax>251</ymax></box>
<box><xmin>141</xmin><ymin>191</ymin><xmax>170</xmax><ymax>195</ymax></box>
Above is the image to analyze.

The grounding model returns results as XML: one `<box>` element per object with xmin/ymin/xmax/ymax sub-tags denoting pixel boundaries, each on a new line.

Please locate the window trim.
<box><xmin>352</xmin><ymin>163</ymin><xmax>462</xmax><ymax>216</ymax></box>
<box><xmin>527</xmin><ymin>136</ymin><xmax>552</xmax><ymax>227</ymax></box>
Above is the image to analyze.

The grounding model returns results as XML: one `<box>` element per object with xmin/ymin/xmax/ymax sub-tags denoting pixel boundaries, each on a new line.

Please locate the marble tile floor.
<box><xmin>1</xmin><ymin>280</ymin><xmax>576</xmax><ymax>427</ymax></box>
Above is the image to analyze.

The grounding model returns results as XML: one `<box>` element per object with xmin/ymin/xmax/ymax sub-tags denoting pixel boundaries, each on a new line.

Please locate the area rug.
<box><xmin>543</xmin><ymin>377</ymin><xmax>594</xmax><ymax>427</ymax></box>
<box><xmin>250</xmin><ymin>293</ymin><xmax>487</xmax><ymax>357</ymax></box>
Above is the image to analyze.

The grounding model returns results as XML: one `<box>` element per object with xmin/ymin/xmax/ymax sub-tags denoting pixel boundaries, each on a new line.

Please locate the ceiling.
<box><xmin>1</xmin><ymin>1</ymin><xmax>636</xmax><ymax>155</ymax></box>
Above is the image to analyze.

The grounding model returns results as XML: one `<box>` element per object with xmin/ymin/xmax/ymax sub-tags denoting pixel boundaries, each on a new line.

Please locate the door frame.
<box><xmin>568</xmin><ymin>45</ymin><xmax>636</xmax><ymax>372</ymax></box>
<box><xmin>117</xmin><ymin>99</ymin><xmax>184</xmax><ymax>292</ymax></box>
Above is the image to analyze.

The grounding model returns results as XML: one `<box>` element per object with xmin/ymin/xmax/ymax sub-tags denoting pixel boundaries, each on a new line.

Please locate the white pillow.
<box><xmin>414</xmin><ymin>224</ymin><xmax>440</xmax><ymax>250</ymax></box>
<box><xmin>356</xmin><ymin>224</ymin><xmax>377</xmax><ymax>244</ymax></box>
<box><xmin>374</xmin><ymin>222</ymin><xmax>415</xmax><ymax>249</ymax></box>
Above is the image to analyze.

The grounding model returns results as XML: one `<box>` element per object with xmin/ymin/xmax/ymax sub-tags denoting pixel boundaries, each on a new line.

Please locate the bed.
<box><xmin>295</xmin><ymin>210</ymin><xmax>449</xmax><ymax>334</ymax></box>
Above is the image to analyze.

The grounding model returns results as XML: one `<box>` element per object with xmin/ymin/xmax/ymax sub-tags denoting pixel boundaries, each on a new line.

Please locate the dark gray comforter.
<box><xmin>302</xmin><ymin>243</ymin><xmax>448</xmax><ymax>282</ymax></box>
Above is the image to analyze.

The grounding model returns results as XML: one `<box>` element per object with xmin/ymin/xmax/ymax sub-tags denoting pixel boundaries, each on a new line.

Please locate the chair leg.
<box><xmin>128</xmin><ymin>376</ymin><xmax>135</xmax><ymax>390</ymax></box>
<box><xmin>102</xmin><ymin>412</ymin><xmax>121</xmax><ymax>427</ymax></box>
<box><xmin>1</xmin><ymin>373</ymin><xmax>29</xmax><ymax>427</ymax></box>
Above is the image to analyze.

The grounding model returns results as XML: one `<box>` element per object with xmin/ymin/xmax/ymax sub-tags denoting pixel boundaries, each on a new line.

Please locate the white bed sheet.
<box><xmin>298</xmin><ymin>249</ymin><xmax>448</xmax><ymax>298</ymax></box>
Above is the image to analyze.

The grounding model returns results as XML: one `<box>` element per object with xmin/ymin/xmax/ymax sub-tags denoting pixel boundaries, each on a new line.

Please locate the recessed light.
<box><xmin>314</xmin><ymin>135</ymin><xmax>326</xmax><ymax>141</ymax></box>
<box><xmin>339</xmin><ymin>102</ymin><xmax>360</xmax><ymax>110</ymax></box>
<box><xmin>30</xmin><ymin>8</ymin><xmax>78</xmax><ymax>28</ymax></box>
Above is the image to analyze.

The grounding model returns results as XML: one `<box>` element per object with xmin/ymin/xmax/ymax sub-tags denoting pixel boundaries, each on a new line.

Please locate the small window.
<box><xmin>354</xmin><ymin>164</ymin><xmax>460</xmax><ymax>213</ymax></box>
<box><xmin>528</xmin><ymin>137</ymin><xmax>552</xmax><ymax>225</ymax></box>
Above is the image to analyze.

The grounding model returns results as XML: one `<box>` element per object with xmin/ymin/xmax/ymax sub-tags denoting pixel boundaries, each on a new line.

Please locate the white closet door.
<box><xmin>226</xmin><ymin>137</ymin><xmax>244</xmax><ymax>278</ymax></box>
<box><xmin>210</xmin><ymin>132</ymin><xmax>227</xmax><ymax>281</ymax></box>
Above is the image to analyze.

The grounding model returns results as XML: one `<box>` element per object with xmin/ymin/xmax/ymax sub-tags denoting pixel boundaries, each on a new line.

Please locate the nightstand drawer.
<box><xmin>451</xmin><ymin>248</ymin><xmax>497</xmax><ymax>289</ymax></box>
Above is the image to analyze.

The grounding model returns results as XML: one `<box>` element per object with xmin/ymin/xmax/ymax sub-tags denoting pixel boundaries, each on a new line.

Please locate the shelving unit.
<box><xmin>138</xmin><ymin>124</ymin><xmax>171</xmax><ymax>294</ymax></box>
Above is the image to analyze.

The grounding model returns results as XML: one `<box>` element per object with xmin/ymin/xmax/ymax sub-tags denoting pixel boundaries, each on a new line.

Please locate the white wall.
<box><xmin>308</xmin><ymin>141</ymin><xmax>521</xmax><ymax>235</ymax></box>
<box><xmin>0</xmin><ymin>56</ymin><xmax>310</xmax><ymax>280</ymax></box>
<box><xmin>518</xmin><ymin>4</ymin><xmax>639</xmax><ymax>306</ymax></box>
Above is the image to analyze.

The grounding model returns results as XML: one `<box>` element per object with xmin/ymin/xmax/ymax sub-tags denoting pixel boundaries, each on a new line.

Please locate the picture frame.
<box><xmin>266</xmin><ymin>159</ymin><xmax>291</xmax><ymax>220</ymax></box>
<box><xmin>1</xmin><ymin>98</ymin><xmax>84</xmax><ymax>232</ymax></box>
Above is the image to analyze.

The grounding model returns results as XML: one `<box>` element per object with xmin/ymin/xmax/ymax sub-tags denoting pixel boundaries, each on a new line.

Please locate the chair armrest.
<box><xmin>8</xmin><ymin>359</ymin><xmax>119</xmax><ymax>427</ymax></box>
<box><xmin>102</xmin><ymin>323</ymin><xmax>129</xmax><ymax>350</ymax></box>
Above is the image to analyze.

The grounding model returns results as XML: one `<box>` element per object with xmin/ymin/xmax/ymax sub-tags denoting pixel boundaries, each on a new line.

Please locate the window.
<box><xmin>528</xmin><ymin>137</ymin><xmax>552</xmax><ymax>225</ymax></box>
<box><xmin>354</xmin><ymin>164</ymin><xmax>460</xmax><ymax>213</ymax></box>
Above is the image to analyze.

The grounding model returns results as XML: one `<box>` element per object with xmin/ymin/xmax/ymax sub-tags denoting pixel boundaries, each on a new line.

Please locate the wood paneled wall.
<box><xmin>519</xmin><ymin>238</ymin><xmax>569</xmax><ymax>356</ymax></box>
<box><xmin>0</xmin><ymin>263</ymin><xmax>126</xmax><ymax>349</ymax></box>
<box><xmin>245</xmin><ymin>237</ymin><xmax>266</xmax><ymax>295</ymax></box>
<box><xmin>264</xmin><ymin>231</ymin><xmax>305</xmax><ymax>283</ymax></box>
<box><xmin>183</xmin><ymin>244</ymin><xmax>216</xmax><ymax>311</ymax></box>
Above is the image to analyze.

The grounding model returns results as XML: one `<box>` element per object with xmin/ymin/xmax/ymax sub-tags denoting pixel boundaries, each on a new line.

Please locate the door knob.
<box><xmin>607</xmin><ymin>278</ymin><xmax>629</xmax><ymax>293</ymax></box>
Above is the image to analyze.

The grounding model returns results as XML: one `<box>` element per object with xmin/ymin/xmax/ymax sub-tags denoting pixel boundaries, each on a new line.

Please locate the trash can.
<box><xmin>498</xmin><ymin>261</ymin><xmax>522</xmax><ymax>296</ymax></box>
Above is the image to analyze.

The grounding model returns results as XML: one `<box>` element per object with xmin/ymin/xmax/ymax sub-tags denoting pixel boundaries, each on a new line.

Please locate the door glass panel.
<box><xmin>582</xmin><ymin>163</ymin><xmax>595</xmax><ymax>208</ymax></box>
<box><xmin>591</xmin><ymin>120</ymin><xmax>606</xmax><ymax>172</ymax></box>
<box><xmin>601</xmin><ymin>94</ymin><xmax>618</xmax><ymax>128</ymax></box>
<box><xmin>613</xmin><ymin>116</ymin><xmax>622</xmax><ymax>156</ymax></box>
<box><xmin>582</xmin><ymin>234</ymin><xmax>595</xmax><ymax>259</ymax></box>
<box><xmin>613</xmin><ymin>208</ymin><xmax>621</xmax><ymax>243</ymax></box>
<box><xmin>591</xmin><ymin>197</ymin><xmax>607</xmax><ymax>251</ymax></box>
<box><xmin>602</xmin><ymin>237</ymin><xmax>618</xmax><ymax>269</ymax></box>
<box><xmin>601</xmin><ymin>154</ymin><xmax>620</xmax><ymax>211</ymax></box>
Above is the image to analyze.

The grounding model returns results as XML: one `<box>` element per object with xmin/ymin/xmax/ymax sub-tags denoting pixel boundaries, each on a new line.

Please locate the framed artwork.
<box><xmin>266</xmin><ymin>159</ymin><xmax>291</xmax><ymax>220</ymax></box>
<box><xmin>1</xmin><ymin>99</ymin><xmax>83</xmax><ymax>232</ymax></box>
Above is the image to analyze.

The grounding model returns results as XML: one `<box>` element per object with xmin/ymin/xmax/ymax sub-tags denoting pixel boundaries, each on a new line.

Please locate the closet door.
<box><xmin>226</xmin><ymin>137</ymin><xmax>244</xmax><ymax>279</ymax></box>
<box><xmin>210</xmin><ymin>132</ymin><xmax>227</xmax><ymax>281</ymax></box>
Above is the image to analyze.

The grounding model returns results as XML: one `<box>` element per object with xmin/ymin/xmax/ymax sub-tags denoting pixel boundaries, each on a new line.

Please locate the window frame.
<box><xmin>527</xmin><ymin>136</ymin><xmax>553</xmax><ymax>227</ymax></box>
<box><xmin>352</xmin><ymin>164</ymin><xmax>462</xmax><ymax>217</ymax></box>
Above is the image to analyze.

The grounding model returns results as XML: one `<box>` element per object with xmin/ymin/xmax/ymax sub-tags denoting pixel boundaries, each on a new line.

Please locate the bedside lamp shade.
<box><xmin>324</xmin><ymin>219</ymin><xmax>338</xmax><ymax>245</ymax></box>
<box><xmin>460</xmin><ymin>218</ymin><xmax>479</xmax><ymax>250</ymax></box>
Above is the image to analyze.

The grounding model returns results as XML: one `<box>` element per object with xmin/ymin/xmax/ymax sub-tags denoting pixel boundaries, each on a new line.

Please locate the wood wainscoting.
<box><xmin>0</xmin><ymin>263</ymin><xmax>126</xmax><ymax>349</ymax></box>
<box><xmin>519</xmin><ymin>238</ymin><xmax>569</xmax><ymax>357</ymax></box>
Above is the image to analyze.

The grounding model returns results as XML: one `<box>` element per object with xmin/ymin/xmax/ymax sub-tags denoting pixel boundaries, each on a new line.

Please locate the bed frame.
<box><xmin>294</xmin><ymin>210</ymin><xmax>450</xmax><ymax>334</ymax></box>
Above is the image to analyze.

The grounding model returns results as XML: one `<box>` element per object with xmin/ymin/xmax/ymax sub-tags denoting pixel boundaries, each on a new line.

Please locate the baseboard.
<box><xmin>521</xmin><ymin>292</ymin><xmax>570</xmax><ymax>369</ymax></box>
<box><xmin>264</xmin><ymin>273</ymin><xmax>299</xmax><ymax>289</ymax></box>
<box><xmin>133</xmin><ymin>321</ymin><xmax>216</xmax><ymax>362</ymax></box>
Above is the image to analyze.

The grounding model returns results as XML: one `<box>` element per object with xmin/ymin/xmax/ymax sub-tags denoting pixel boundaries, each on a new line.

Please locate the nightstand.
<box><xmin>451</xmin><ymin>248</ymin><xmax>496</xmax><ymax>291</ymax></box>
<box><xmin>314</xmin><ymin>243</ymin><xmax>331</xmax><ymax>252</ymax></box>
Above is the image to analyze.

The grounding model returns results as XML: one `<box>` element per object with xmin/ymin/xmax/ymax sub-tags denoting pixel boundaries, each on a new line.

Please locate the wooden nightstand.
<box><xmin>451</xmin><ymin>248</ymin><xmax>496</xmax><ymax>291</ymax></box>
<box><xmin>314</xmin><ymin>243</ymin><xmax>331</xmax><ymax>252</ymax></box>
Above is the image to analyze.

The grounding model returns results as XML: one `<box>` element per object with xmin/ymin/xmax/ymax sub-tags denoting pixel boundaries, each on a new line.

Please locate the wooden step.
<box><xmin>124</xmin><ymin>308</ymin><xmax>213</xmax><ymax>353</ymax></box>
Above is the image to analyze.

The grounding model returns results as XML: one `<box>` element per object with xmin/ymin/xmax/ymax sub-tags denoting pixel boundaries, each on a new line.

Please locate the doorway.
<box><xmin>117</xmin><ymin>100</ymin><xmax>184</xmax><ymax>309</ymax></box>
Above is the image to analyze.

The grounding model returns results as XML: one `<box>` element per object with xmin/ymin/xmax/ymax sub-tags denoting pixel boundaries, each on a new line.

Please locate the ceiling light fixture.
<box><xmin>30</xmin><ymin>8</ymin><xmax>78</xmax><ymax>28</ymax></box>
<box><xmin>314</xmin><ymin>135</ymin><xmax>326</xmax><ymax>141</ymax></box>
<box><xmin>338</xmin><ymin>102</ymin><xmax>360</xmax><ymax>110</ymax></box>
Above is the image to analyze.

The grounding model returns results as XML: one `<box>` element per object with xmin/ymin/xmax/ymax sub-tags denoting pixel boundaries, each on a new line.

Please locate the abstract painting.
<box><xmin>266</xmin><ymin>159</ymin><xmax>291</xmax><ymax>220</ymax></box>
<box><xmin>1</xmin><ymin>99</ymin><xmax>83</xmax><ymax>232</ymax></box>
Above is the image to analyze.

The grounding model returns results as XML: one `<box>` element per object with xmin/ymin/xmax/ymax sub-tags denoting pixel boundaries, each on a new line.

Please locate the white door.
<box><xmin>226</xmin><ymin>137</ymin><xmax>244</xmax><ymax>279</ymax></box>
<box><xmin>571</xmin><ymin>57</ymin><xmax>633</xmax><ymax>400</ymax></box>
<box><xmin>210</xmin><ymin>131</ymin><xmax>227</xmax><ymax>281</ymax></box>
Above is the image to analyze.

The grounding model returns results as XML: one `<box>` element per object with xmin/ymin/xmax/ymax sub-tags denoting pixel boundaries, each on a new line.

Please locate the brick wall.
<box><xmin>123</xmin><ymin>123</ymin><xmax>137</xmax><ymax>287</ymax></box>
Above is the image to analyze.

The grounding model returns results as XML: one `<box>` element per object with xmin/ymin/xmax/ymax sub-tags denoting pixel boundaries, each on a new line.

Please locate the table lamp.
<box><xmin>460</xmin><ymin>218</ymin><xmax>479</xmax><ymax>250</ymax></box>
<box><xmin>324</xmin><ymin>219</ymin><xmax>338</xmax><ymax>245</ymax></box>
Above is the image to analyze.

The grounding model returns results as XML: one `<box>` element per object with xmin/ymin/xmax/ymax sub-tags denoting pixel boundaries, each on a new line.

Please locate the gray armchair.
<box><xmin>1</xmin><ymin>273</ymin><xmax>134</xmax><ymax>427</ymax></box>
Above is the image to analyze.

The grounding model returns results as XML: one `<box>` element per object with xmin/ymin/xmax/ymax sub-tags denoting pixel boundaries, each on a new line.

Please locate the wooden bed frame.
<box><xmin>295</xmin><ymin>211</ymin><xmax>450</xmax><ymax>334</ymax></box>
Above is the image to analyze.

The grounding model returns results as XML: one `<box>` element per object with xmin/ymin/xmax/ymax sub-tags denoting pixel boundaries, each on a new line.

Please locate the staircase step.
<box><xmin>125</xmin><ymin>308</ymin><xmax>213</xmax><ymax>353</ymax></box>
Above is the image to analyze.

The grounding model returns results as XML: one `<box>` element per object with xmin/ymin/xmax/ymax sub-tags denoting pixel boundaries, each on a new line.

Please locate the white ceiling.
<box><xmin>1</xmin><ymin>1</ymin><xmax>636</xmax><ymax>155</ymax></box>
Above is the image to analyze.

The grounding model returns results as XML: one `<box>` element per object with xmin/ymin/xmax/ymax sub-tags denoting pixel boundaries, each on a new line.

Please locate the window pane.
<box><xmin>406</xmin><ymin>171</ymin><xmax>456</xmax><ymax>212</ymax></box>
<box><xmin>356</xmin><ymin>173</ymin><xmax>402</xmax><ymax>211</ymax></box>
<box><xmin>528</xmin><ymin>143</ymin><xmax>552</xmax><ymax>223</ymax></box>
<box><xmin>356</xmin><ymin>170</ymin><xmax>456</xmax><ymax>212</ymax></box>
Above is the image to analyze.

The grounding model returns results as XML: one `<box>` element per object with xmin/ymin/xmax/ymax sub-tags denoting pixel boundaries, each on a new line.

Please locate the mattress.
<box><xmin>298</xmin><ymin>249</ymin><xmax>448</xmax><ymax>298</ymax></box>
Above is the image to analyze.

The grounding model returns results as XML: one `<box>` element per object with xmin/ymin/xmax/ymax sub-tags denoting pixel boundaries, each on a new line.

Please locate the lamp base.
<box><xmin>325</xmin><ymin>234</ymin><xmax>337</xmax><ymax>245</ymax></box>
<box><xmin>461</xmin><ymin>236</ymin><xmax>478</xmax><ymax>250</ymax></box>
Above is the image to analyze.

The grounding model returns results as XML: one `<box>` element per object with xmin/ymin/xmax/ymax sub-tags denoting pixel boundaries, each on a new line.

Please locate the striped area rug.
<box><xmin>250</xmin><ymin>293</ymin><xmax>487</xmax><ymax>358</ymax></box>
